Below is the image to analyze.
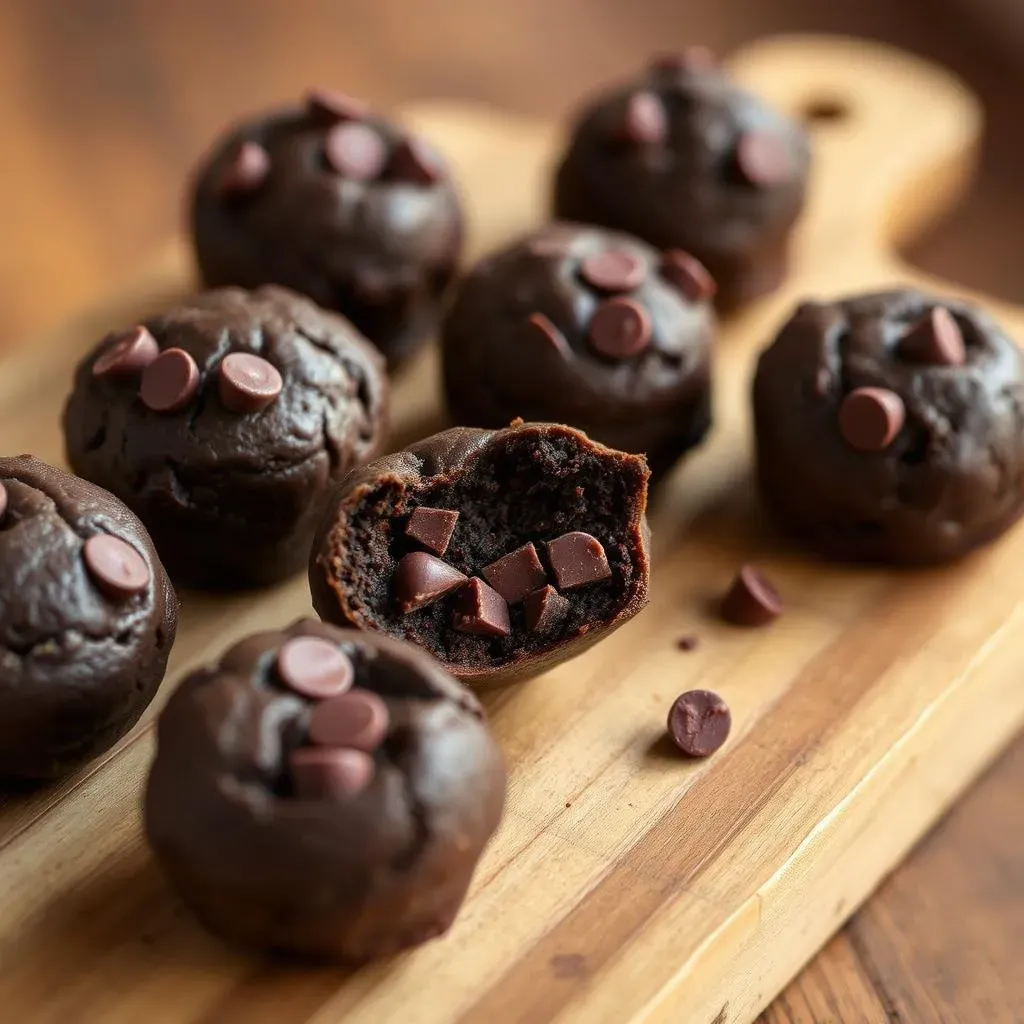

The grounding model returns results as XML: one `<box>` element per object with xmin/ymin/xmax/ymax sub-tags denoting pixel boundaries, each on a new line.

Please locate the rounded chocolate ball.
<box><xmin>753</xmin><ymin>289</ymin><xmax>1024</xmax><ymax>563</ymax></box>
<box><xmin>553</xmin><ymin>51</ymin><xmax>810</xmax><ymax>310</ymax></box>
<box><xmin>441</xmin><ymin>224</ymin><xmax>714</xmax><ymax>479</ymax></box>
<box><xmin>0</xmin><ymin>456</ymin><xmax>177</xmax><ymax>780</ymax></box>
<box><xmin>63</xmin><ymin>286</ymin><xmax>389</xmax><ymax>589</ymax></box>
<box><xmin>145</xmin><ymin>619</ymin><xmax>505</xmax><ymax>962</ymax></box>
<box><xmin>189</xmin><ymin>90</ymin><xmax>464</xmax><ymax>366</ymax></box>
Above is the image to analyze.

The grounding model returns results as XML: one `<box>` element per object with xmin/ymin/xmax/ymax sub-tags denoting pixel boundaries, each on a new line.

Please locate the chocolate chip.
<box><xmin>898</xmin><ymin>307</ymin><xmax>965</xmax><ymax>367</ymax></box>
<box><xmin>588</xmin><ymin>298</ymin><xmax>652</xmax><ymax>360</ymax></box>
<box><xmin>290</xmin><ymin>746</ymin><xmax>375</xmax><ymax>800</ymax></box>
<box><xmin>676</xmin><ymin>634</ymin><xmax>699</xmax><ymax>651</ymax></box>
<box><xmin>650</xmin><ymin>46</ymin><xmax>717</xmax><ymax>74</ymax></box>
<box><xmin>735</xmin><ymin>131</ymin><xmax>792</xmax><ymax>188</ymax></box>
<box><xmin>839</xmin><ymin>387</ymin><xmax>905</xmax><ymax>451</ymax></box>
<box><xmin>452</xmin><ymin>578</ymin><xmax>511</xmax><ymax>637</ymax></box>
<box><xmin>324</xmin><ymin>122</ymin><xmax>387</xmax><ymax>180</ymax></box>
<box><xmin>721</xmin><ymin>564</ymin><xmax>782</xmax><ymax>626</ymax></box>
<box><xmin>660</xmin><ymin>250</ymin><xmax>716</xmax><ymax>303</ymax></box>
<box><xmin>527</xmin><ymin>312</ymin><xmax>572</xmax><ymax>360</ymax></box>
<box><xmin>545</xmin><ymin>532</ymin><xmax>612</xmax><ymax>590</ymax></box>
<box><xmin>481</xmin><ymin>542</ymin><xmax>548</xmax><ymax>604</ymax></box>
<box><xmin>667</xmin><ymin>689</ymin><xmax>731</xmax><ymax>756</ymax></box>
<box><xmin>83</xmin><ymin>535</ymin><xmax>150</xmax><ymax>599</ymax></box>
<box><xmin>579</xmin><ymin>249</ymin><xmax>646</xmax><ymax>293</ymax></box>
<box><xmin>308</xmin><ymin>689</ymin><xmax>390</xmax><ymax>751</ymax></box>
<box><xmin>305</xmin><ymin>88</ymin><xmax>368</xmax><ymax>123</ymax></box>
<box><xmin>217</xmin><ymin>141</ymin><xmax>270</xmax><ymax>195</ymax></box>
<box><xmin>0</xmin><ymin>482</ymin><xmax>6</xmax><ymax>522</ymax></box>
<box><xmin>140</xmin><ymin>348</ymin><xmax>200</xmax><ymax>413</ymax></box>
<box><xmin>217</xmin><ymin>353</ymin><xmax>283</xmax><ymax>413</ymax></box>
<box><xmin>621</xmin><ymin>91</ymin><xmax>667</xmax><ymax>145</ymax></box>
<box><xmin>404</xmin><ymin>507</ymin><xmax>459</xmax><ymax>556</ymax></box>
<box><xmin>524</xmin><ymin>585</ymin><xmax>570</xmax><ymax>634</ymax></box>
<box><xmin>92</xmin><ymin>326</ymin><xmax>160</xmax><ymax>378</ymax></box>
<box><xmin>394</xmin><ymin>552</ymin><xmax>467</xmax><ymax>613</ymax></box>
<box><xmin>390</xmin><ymin>137</ymin><xmax>441</xmax><ymax>185</ymax></box>
<box><xmin>276</xmin><ymin>637</ymin><xmax>353</xmax><ymax>700</ymax></box>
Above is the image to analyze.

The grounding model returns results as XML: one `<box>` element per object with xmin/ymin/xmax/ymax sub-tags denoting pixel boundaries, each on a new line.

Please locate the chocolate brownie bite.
<box><xmin>754</xmin><ymin>290</ymin><xmax>1024</xmax><ymax>563</ymax></box>
<box><xmin>441</xmin><ymin>223</ymin><xmax>714</xmax><ymax>478</ymax></box>
<box><xmin>189</xmin><ymin>89</ymin><xmax>464</xmax><ymax>365</ymax></box>
<box><xmin>0</xmin><ymin>456</ymin><xmax>177</xmax><ymax>781</ymax></box>
<box><xmin>145</xmin><ymin>619</ymin><xmax>505</xmax><ymax>962</ymax></box>
<box><xmin>310</xmin><ymin>421</ymin><xmax>651</xmax><ymax>685</ymax></box>
<box><xmin>63</xmin><ymin>286</ymin><xmax>388</xmax><ymax>589</ymax></box>
<box><xmin>553</xmin><ymin>49</ymin><xmax>810</xmax><ymax>310</ymax></box>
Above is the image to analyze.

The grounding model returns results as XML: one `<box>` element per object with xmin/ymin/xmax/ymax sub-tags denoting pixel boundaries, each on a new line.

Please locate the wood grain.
<box><xmin>0</xmin><ymin>32</ymin><xmax>1022</xmax><ymax>1024</ymax></box>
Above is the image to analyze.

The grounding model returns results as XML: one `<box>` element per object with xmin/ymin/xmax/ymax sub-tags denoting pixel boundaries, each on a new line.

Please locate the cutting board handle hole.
<box><xmin>799</xmin><ymin>96</ymin><xmax>851</xmax><ymax>126</ymax></box>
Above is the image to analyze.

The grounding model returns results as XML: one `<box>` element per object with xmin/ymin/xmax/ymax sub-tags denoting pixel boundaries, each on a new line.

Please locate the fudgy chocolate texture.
<box><xmin>63</xmin><ymin>286</ymin><xmax>389</xmax><ymax>589</ymax></box>
<box><xmin>145</xmin><ymin>619</ymin><xmax>505</xmax><ymax>962</ymax></box>
<box><xmin>754</xmin><ymin>290</ymin><xmax>1024</xmax><ymax>563</ymax></box>
<box><xmin>189</xmin><ymin>94</ymin><xmax>464</xmax><ymax>365</ymax></box>
<box><xmin>553</xmin><ymin>52</ymin><xmax>810</xmax><ymax>310</ymax></box>
<box><xmin>310</xmin><ymin>422</ymin><xmax>651</xmax><ymax>685</ymax></box>
<box><xmin>441</xmin><ymin>223</ymin><xmax>714</xmax><ymax>479</ymax></box>
<box><xmin>0</xmin><ymin>456</ymin><xmax>177</xmax><ymax>780</ymax></box>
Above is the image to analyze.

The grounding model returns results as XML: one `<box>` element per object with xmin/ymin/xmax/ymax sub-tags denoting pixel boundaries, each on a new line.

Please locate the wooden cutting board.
<box><xmin>0</xmin><ymin>34</ymin><xmax>1018</xmax><ymax>1024</ymax></box>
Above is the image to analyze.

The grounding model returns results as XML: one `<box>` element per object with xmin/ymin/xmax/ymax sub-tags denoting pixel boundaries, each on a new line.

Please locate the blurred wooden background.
<box><xmin>0</xmin><ymin>1</ymin><xmax>1021</xmax><ymax>1020</ymax></box>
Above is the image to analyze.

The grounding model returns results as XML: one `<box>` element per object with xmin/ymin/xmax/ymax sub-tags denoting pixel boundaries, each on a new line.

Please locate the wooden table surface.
<box><xmin>0</xmin><ymin>2</ymin><xmax>1021</xmax><ymax>1021</ymax></box>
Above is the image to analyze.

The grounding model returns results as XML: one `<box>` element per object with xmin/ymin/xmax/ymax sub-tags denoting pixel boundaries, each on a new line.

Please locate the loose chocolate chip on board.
<box><xmin>667</xmin><ymin>689</ymin><xmax>731</xmax><ymax>756</ymax></box>
<box><xmin>527</xmin><ymin>312</ymin><xmax>573</xmax><ymax>360</ymax></box>
<box><xmin>838</xmin><ymin>387</ymin><xmax>906</xmax><ymax>451</ymax></box>
<box><xmin>217</xmin><ymin>353</ymin><xmax>283</xmax><ymax>413</ymax></box>
<box><xmin>309</xmin><ymin>690</ymin><xmax>390</xmax><ymax>751</ymax></box>
<box><xmin>0</xmin><ymin>482</ymin><xmax>6</xmax><ymax>522</ymax></box>
<box><xmin>218</xmin><ymin>141</ymin><xmax>270</xmax><ymax>196</ymax></box>
<box><xmin>545</xmin><ymin>532</ymin><xmax>612</xmax><ymax>590</ymax></box>
<box><xmin>325</xmin><ymin>122</ymin><xmax>388</xmax><ymax>181</ymax></box>
<box><xmin>83</xmin><ymin>535</ymin><xmax>150</xmax><ymax>599</ymax></box>
<box><xmin>482</xmin><ymin>543</ymin><xmax>548</xmax><ymax>604</ymax></box>
<box><xmin>524</xmin><ymin>585</ymin><xmax>570</xmax><ymax>634</ymax></box>
<box><xmin>276</xmin><ymin>637</ymin><xmax>354</xmax><ymax>700</ymax></box>
<box><xmin>290</xmin><ymin>746</ymin><xmax>375</xmax><ymax>799</ymax></box>
<box><xmin>579</xmin><ymin>249</ymin><xmax>646</xmax><ymax>293</ymax></box>
<box><xmin>735</xmin><ymin>130</ymin><xmax>792</xmax><ymax>188</ymax></box>
<box><xmin>452</xmin><ymin>578</ymin><xmax>511</xmax><ymax>638</ymax></box>
<box><xmin>305</xmin><ymin>88</ymin><xmax>368</xmax><ymax>123</ymax></box>
<box><xmin>622</xmin><ymin>91</ymin><xmax>668</xmax><ymax>145</ymax></box>
<box><xmin>140</xmin><ymin>348</ymin><xmax>200</xmax><ymax>413</ymax></box>
<box><xmin>676</xmin><ymin>634</ymin><xmax>699</xmax><ymax>652</ymax></box>
<box><xmin>721</xmin><ymin>564</ymin><xmax>782</xmax><ymax>627</ymax></box>
<box><xmin>394</xmin><ymin>552</ymin><xmax>468</xmax><ymax>613</ymax></box>
<box><xmin>661</xmin><ymin>250</ymin><xmax>717</xmax><ymax>303</ymax></box>
<box><xmin>404</xmin><ymin>507</ymin><xmax>460</xmax><ymax>556</ymax></box>
<box><xmin>92</xmin><ymin>326</ymin><xmax>160</xmax><ymax>378</ymax></box>
<box><xmin>898</xmin><ymin>307</ymin><xmax>966</xmax><ymax>367</ymax></box>
<box><xmin>390</xmin><ymin>137</ymin><xmax>441</xmax><ymax>185</ymax></box>
<box><xmin>588</xmin><ymin>298</ymin><xmax>652</xmax><ymax>360</ymax></box>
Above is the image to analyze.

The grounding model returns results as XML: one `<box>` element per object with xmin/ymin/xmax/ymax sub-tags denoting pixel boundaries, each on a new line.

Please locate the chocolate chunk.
<box><xmin>405</xmin><ymin>507</ymin><xmax>459</xmax><ymax>556</ymax></box>
<box><xmin>83</xmin><ymin>534</ymin><xmax>151</xmax><ymax>599</ymax></box>
<box><xmin>305</xmin><ymin>88</ymin><xmax>368</xmax><ymax>123</ymax></box>
<box><xmin>390</xmin><ymin>137</ymin><xmax>441</xmax><ymax>185</ymax></box>
<box><xmin>667</xmin><ymin>689</ymin><xmax>731</xmax><ymax>756</ymax></box>
<box><xmin>276</xmin><ymin>637</ymin><xmax>353</xmax><ymax>699</ymax></box>
<box><xmin>325</xmin><ymin>122</ymin><xmax>387</xmax><ymax>180</ymax></box>
<box><xmin>588</xmin><ymin>298</ymin><xmax>652</xmax><ymax>360</ymax></box>
<box><xmin>545</xmin><ymin>531</ymin><xmax>612</xmax><ymax>590</ymax></box>
<box><xmin>676</xmin><ymin>634</ymin><xmax>699</xmax><ymax>651</ymax></box>
<box><xmin>308</xmin><ymin>689</ymin><xmax>390</xmax><ymax>751</ymax></box>
<box><xmin>579</xmin><ymin>249</ymin><xmax>646</xmax><ymax>293</ymax></box>
<box><xmin>218</xmin><ymin>141</ymin><xmax>270</xmax><ymax>196</ymax></box>
<box><xmin>290</xmin><ymin>746</ymin><xmax>375</xmax><ymax>799</ymax></box>
<box><xmin>217</xmin><ymin>352</ymin><xmax>283</xmax><ymax>413</ymax></box>
<box><xmin>839</xmin><ymin>387</ymin><xmax>905</xmax><ymax>451</ymax></box>
<box><xmin>140</xmin><ymin>347</ymin><xmax>200</xmax><ymax>413</ymax></box>
<box><xmin>481</xmin><ymin>542</ymin><xmax>547</xmax><ymax>604</ymax></box>
<box><xmin>622</xmin><ymin>91</ymin><xmax>667</xmax><ymax>145</ymax></box>
<box><xmin>394</xmin><ymin>552</ymin><xmax>468</xmax><ymax>613</ymax></box>
<box><xmin>92</xmin><ymin>326</ymin><xmax>160</xmax><ymax>378</ymax></box>
<box><xmin>524</xmin><ymin>585</ymin><xmax>570</xmax><ymax>634</ymax></box>
<box><xmin>898</xmin><ymin>307</ymin><xmax>965</xmax><ymax>367</ymax></box>
<box><xmin>452</xmin><ymin>578</ymin><xmax>511</xmax><ymax>638</ymax></box>
<box><xmin>736</xmin><ymin>131</ymin><xmax>793</xmax><ymax>188</ymax></box>
<box><xmin>660</xmin><ymin>250</ymin><xmax>716</xmax><ymax>303</ymax></box>
<box><xmin>527</xmin><ymin>312</ymin><xmax>572</xmax><ymax>359</ymax></box>
<box><xmin>721</xmin><ymin>564</ymin><xmax>781</xmax><ymax>626</ymax></box>
<box><xmin>0</xmin><ymin>482</ymin><xmax>6</xmax><ymax>522</ymax></box>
